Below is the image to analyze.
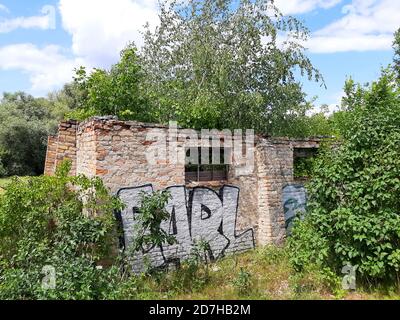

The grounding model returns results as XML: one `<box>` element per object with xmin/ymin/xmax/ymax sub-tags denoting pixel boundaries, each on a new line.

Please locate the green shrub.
<box><xmin>294</xmin><ymin>157</ymin><xmax>316</xmax><ymax>179</ymax></box>
<box><xmin>0</xmin><ymin>161</ymin><xmax>124</xmax><ymax>299</ymax></box>
<box><xmin>289</xmin><ymin>266</ymin><xmax>342</xmax><ymax>299</ymax></box>
<box><xmin>289</xmin><ymin>69</ymin><xmax>400</xmax><ymax>284</ymax></box>
<box><xmin>232</xmin><ymin>268</ymin><xmax>253</xmax><ymax>297</ymax></box>
<box><xmin>108</xmin><ymin>241</ymin><xmax>215</xmax><ymax>299</ymax></box>
<box><xmin>176</xmin><ymin>240</ymin><xmax>212</xmax><ymax>292</ymax></box>
<box><xmin>130</xmin><ymin>190</ymin><xmax>175</xmax><ymax>254</ymax></box>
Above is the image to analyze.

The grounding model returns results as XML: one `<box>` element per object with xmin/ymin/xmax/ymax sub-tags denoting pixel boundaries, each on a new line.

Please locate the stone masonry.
<box><xmin>45</xmin><ymin>117</ymin><xmax>322</xmax><ymax>251</ymax></box>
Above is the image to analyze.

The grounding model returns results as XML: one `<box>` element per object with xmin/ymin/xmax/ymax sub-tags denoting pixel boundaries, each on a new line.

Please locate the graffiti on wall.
<box><xmin>116</xmin><ymin>185</ymin><xmax>255</xmax><ymax>273</ymax></box>
<box><xmin>282</xmin><ymin>185</ymin><xmax>307</xmax><ymax>234</ymax></box>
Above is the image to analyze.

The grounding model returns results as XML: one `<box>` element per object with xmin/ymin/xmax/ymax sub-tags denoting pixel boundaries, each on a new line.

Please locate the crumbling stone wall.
<box><xmin>45</xmin><ymin>120</ymin><xmax>77</xmax><ymax>176</ymax></box>
<box><xmin>45</xmin><ymin>117</ymin><xmax>322</xmax><ymax>254</ymax></box>
<box><xmin>44</xmin><ymin>136</ymin><xmax>57</xmax><ymax>176</ymax></box>
<box><xmin>77</xmin><ymin>118</ymin><xmax>186</xmax><ymax>191</ymax></box>
<box><xmin>255</xmin><ymin>139</ymin><xmax>294</xmax><ymax>245</ymax></box>
<box><xmin>254</xmin><ymin>138</ymin><xmax>321</xmax><ymax>244</ymax></box>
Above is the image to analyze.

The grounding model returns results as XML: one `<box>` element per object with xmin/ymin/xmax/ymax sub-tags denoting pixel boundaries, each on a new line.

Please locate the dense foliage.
<box><xmin>0</xmin><ymin>0</ymin><xmax>337</xmax><ymax>178</ymax></box>
<box><xmin>140</xmin><ymin>0</ymin><xmax>323</xmax><ymax>135</ymax></box>
<box><xmin>0</xmin><ymin>161</ymin><xmax>123</xmax><ymax>299</ymax></box>
<box><xmin>0</xmin><ymin>89</ymin><xmax>76</xmax><ymax>177</ymax></box>
<box><xmin>289</xmin><ymin>68</ymin><xmax>400</xmax><ymax>283</ymax></box>
<box><xmin>68</xmin><ymin>0</ymin><xmax>328</xmax><ymax>137</ymax></box>
<box><xmin>70</xmin><ymin>45</ymin><xmax>150</xmax><ymax>122</ymax></box>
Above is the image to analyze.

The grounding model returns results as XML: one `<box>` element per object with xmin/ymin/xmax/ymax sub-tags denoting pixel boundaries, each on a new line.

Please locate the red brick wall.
<box><xmin>44</xmin><ymin>120</ymin><xmax>77</xmax><ymax>176</ymax></box>
<box><xmin>44</xmin><ymin>136</ymin><xmax>57</xmax><ymax>175</ymax></box>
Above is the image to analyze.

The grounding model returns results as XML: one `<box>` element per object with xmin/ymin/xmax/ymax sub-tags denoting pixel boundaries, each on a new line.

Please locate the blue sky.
<box><xmin>0</xmin><ymin>0</ymin><xmax>398</xmax><ymax>112</ymax></box>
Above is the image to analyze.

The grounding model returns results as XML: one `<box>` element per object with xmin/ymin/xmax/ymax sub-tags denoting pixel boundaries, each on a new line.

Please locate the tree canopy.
<box><xmin>70</xmin><ymin>44</ymin><xmax>151</xmax><ymax>122</ymax></box>
<box><xmin>140</xmin><ymin>0</ymin><xmax>324</xmax><ymax>134</ymax></box>
<box><xmin>71</xmin><ymin>0</ymin><xmax>325</xmax><ymax>136</ymax></box>
<box><xmin>0</xmin><ymin>91</ymin><xmax>73</xmax><ymax>176</ymax></box>
<box><xmin>2</xmin><ymin>2</ymin><xmax>398</xmax><ymax>177</ymax></box>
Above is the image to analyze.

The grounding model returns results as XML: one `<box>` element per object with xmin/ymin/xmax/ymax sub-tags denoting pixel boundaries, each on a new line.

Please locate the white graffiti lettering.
<box><xmin>116</xmin><ymin>185</ymin><xmax>255</xmax><ymax>273</ymax></box>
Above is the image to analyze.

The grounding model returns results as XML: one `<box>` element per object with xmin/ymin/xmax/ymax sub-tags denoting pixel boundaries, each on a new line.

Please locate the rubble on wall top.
<box><xmin>256</xmin><ymin>135</ymin><xmax>333</xmax><ymax>146</ymax></box>
<box><xmin>70</xmin><ymin>116</ymin><xmax>175</xmax><ymax>132</ymax></box>
<box><xmin>58</xmin><ymin>116</ymin><xmax>335</xmax><ymax>145</ymax></box>
<box><xmin>90</xmin><ymin>116</ymin><xmax>119</xmax><ymax>121</ymax></box>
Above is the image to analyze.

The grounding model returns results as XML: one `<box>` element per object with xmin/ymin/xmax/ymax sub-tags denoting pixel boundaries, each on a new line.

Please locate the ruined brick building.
<box><xmin>45</xmin><ymin>117</ymin><xmax>322</xmax><ymax>272</ymax></box>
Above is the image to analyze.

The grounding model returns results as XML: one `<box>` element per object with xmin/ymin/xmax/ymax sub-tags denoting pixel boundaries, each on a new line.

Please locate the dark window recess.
<box><xmin>293</xmin><ymin>147</ymin><xmax>319</xmax><ymax>179</ymax></box>
<box><xmin>185</xmin><ymin>147</ymin><xmax>229</xmax><ymax>183</ymax></box>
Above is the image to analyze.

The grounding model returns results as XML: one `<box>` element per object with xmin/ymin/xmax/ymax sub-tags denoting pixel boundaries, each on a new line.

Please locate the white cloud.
<box><xmin>5</xmin><ymin>0</ymin><xmax>396</xmax><ymax>96</ymax></box>
<box><xmin>0</xmin><ymin>3</ymin><xmax>9</xmax><ymax>13</ymax></box>
<box><xmin>274</xmin><ymin>0</ymin><xmax>342</xmax><ymax>15</ymax></box>
<box><xmin>59</xmin><ymin>0</ymin><xmax>159</xmax><ymax>68</ymax></box>
<box><xmin>0</xmin><ymin>5</ymin><xmax>56</xmax><ymax>33</ymax></box>
<box><xmin>324</xmin><ymin>91</ymin><xmax>344</xmax><ymax>114</ymax></box>
<box><xmin>308</xmin><ymin>34</ymin><xmax>393</xmax><ymax>53</ymax></box>
<box><xmin>307</xmin><ymin>0</ymin><xmax>400</xmax><ymax>53</ymax></box>
<box><xmin>0</xmin><ymin>44</ymin><xmax>84</xmax><ymax>95</ymax></box>
<box><xmin>0</xmin><ymin>0</ymin><xmax>161</xmax><ymax>95</ymax></box>
<box><xmin>308</xmin><ymin>100</ymin><xmax>342</xmax><ymax>116</ymax></box>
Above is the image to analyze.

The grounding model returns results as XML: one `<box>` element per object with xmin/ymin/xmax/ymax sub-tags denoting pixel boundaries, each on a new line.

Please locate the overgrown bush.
<box><xmin>130</xmin><ymin>190</ymin><xmax>175</xmax><ymax>254</ymax></box>
<box><xmin>232</xmin><ymin>268</ymin><xmax>253</xmax><ymax>296</ymax></box>
<box><xmin>289</xmin><ymin>69</ymin><xmax>400</xmax><ymax>284</ymax></box>
<box><xmin>0</xmin><ymin>161</ymin><xmax>124</xmax><ymax>299</ymax></box>
<box><xmin>70</xmin><ymin>45</ymin><xmax>151</xmax><ymax>122</ymax></box>
<box><xmin>175</xmin><ymin>240</ymin><xmax>212</xmax><ymax>292</ymax></box>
